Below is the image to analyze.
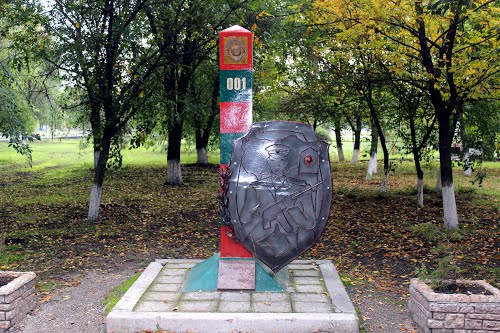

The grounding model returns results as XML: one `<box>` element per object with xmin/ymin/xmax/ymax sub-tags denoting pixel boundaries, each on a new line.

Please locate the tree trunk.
<box><xmin>337</xmin><ymin>146</ymin><xmax>345</xmax><ymax>162</ymax></box>
<box><xmin>334</xmin><ymin>125</ymin><xmax>345</xmax><ymax>162</ymax></box>
<box><xmin>194</xmin><ymin>75</ymin><xmax>217</xmax><ymax>166</ymax></box>
<box><xmin>367</xmin><ymin>156</ymin><xmax>377</xmax><ymax>178</ymax></box>
<box><xmin>88</xmin><ymin>182</ymin><xmax>103</xmax><ymax>223</ymax></box>
<box><xmin>435</xmin><ymin>167</ymin><xmax>442</xmax><ymax>191</ymax></box>
<box><xmin>94</xmin><ymin>150</ymin><xmax>100</xmax><ymax>170</ymax></box>
<box><xmin>166</xmin><ymin>119</ymin><xmax>184</xmax><ymax>185</ymax></box>
<box><xmin>366</xmin><ymin>90</ymin><xmax>389</xmax><ymax>193</ymax></box>
<box><xmin>438</xmin><ymin>114</ymin><xmax>459</xmax><ymax>229</ymax></box>
<box><xmin>379</xmin><ymin>169</ymin><xmax>388</xmax><ymax>192</ymax></box>
<box><xmin>351</xmin><ymin>127</ymin><xmax>361</xmax><ymax>163</ymax></box>
<box><xmin>87</xmin><ymin>136</ymin><xmax>111</xmax><ymax>223</ymax></box>
<box><xmin>414</xmin><ymin>160</ymin><xmax>425</xmax><ymax>207</ymax></box>
<box><xmin>410</xmin><ymin>115</ymin><xmax>426</xmax><ymax>207</ymax></box>
<box><xmin>366</xmin><ymin>119</ymin><xmax>378</xmax><ymax>179</ymax></box>
<box><xmin>351</xmin><ymin>148</ymin><xmax>360</xmax><ymax>163</ymax></box>
<box><xmin>442</xmin><ymin>183</ymin><xmax>458</xmax><ymax>229</ymax></box>
<box><xmin>463</xmin><ymin>151</ymin><xmax>472</xmax><ymax>176</ymax></box>
<box><xmin>167</xmin><ymin>159</ymin><xmax>183</xmax><ymax>185</ymax></box>
<box><xmin>417</xmin><ymin>178</ymin><xmax>424</xmax><ymax>208</ymax></box>
<box><xmin>196</xmin><ymin>147</ymin><xmax>208</xmax><ymax>166</ymax></box>
<box><xmin>195</xmin><ymin>127</ymin><xmax>209</xmax><ymax>166</ymax></box>
<box><xmin>415</xmin><ymin>0</ymin><xmax>459</xmax><ymax>228</ymax></box>
<box><xmin>380</xmin><ymin>149</ymin><xmax>389</xmax><ymax>194</ymax></box>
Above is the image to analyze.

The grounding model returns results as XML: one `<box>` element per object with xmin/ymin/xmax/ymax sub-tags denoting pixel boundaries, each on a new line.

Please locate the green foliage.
<box><xmin>0</xmin><ymin>56</ymin><xmax>34</xmax><ymax>125</ymax></box>
<box><xmin>0</xmin><ymin>60</ymin><xmax>39</xmax><ymax>164</ymax></box>
<box><xmin>355</xmin><ymin>307</ymin><xmax>368</xmax><ymax>333</ymax></box>
<box><xmin>339</xmin><ymin>274</ymin><xmax>354</xmax><ymax>287</ymax></box>
<box><xmin>463</xmin><ymin>100</ymin><xmax>500</xmax><ymax>161</ymax></box>
<box><xmin>0</xmin><ymin>244</ymin><xmax>29</xmax><ymax>267</ymax></box>
<box><xmin>412</xmin><ymin>222</ymin><xmax>463</xmax><ymax>243</ymax></box>
<box><xmin>37</xmin><ymin>279</ymin><xmax>66</xmax><ymax>294</ymax></box>
<box><xmin>413</xmin><ymin>220</ymin><xmax>466</xmax><ymax>289</ymax></box>
<box><xmin>0</xmin><ymin>1</ymin><xmax>52</xmax><ymax>164</ymax></box>
<box><xmin>470</xmin><ymin>168</ymin><xmax>487</xmax><ymax>187</ymax></box>
<box><xmin>107</xmin><ymin>145</ymin><xmax>124</xmax><ymax>170</ymax></box>
<box><xmin>315</xmin><ymin>127</ymin><xmax>333</xmax><ymax>143</ymax></box>
<box><xmin>7</xmin><ymin>136</ymin><xmax>40</xmax><ymax>167</ymax></box>
<box><xmin>456</xmin><ymin>186</ymin><xmax>477</xmax><ymax>195</ymax></box>
<box><xmin>416</xmin><ymin>256</ymin><xmax>463</xmax><ymax>290</ymax></box>
<box><xmin>310</xmin><ymin>0</ymin><xmax>499</xmax><ymax>227</ymax></box>
<box><xmin>104</xmin><ymin>272</ymin><xmax>141</xmax><ymax>314</ymax></box>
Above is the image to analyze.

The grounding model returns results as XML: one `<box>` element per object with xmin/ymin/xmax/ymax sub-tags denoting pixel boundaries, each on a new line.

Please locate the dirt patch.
<box><xmin>434</xmin><ymin>282</ymin><xmax>494</xmax><ymax>295</ymax></box>
<box><xmin>0</xmin><ymin>276</ymin><xmax>15</xmax><ymax>287</ymax></box>
<box><xmin>9</xmin><ymin>268</ymin><xmax>138</xmax><ymax>333</ymax></box>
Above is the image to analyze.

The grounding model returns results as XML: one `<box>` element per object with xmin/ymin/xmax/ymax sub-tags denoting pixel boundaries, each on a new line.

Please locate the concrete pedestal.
<box><xmin>107</xmin><ymin>259</ymin><xmax>359</xmax><ymax>333</ymax></box>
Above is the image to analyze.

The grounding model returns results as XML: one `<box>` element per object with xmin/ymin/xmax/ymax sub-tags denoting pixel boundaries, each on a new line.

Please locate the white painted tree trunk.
<box><xmin>351</xmin><ymin>149</ymin><xmax>360</xmax><ymax>163</ymax></box>
<box><xmin>366</xmin><ymin>154</ymin><xmax>377</xmax><ymax>179</ymax></box>
<box><xmin>167</xmin><ymin>159</ymin><xmax>183</xmax><ymax>185</ymax></box>
<box><xmin>337</xmin><ymin>147</ymin><xmax>345</xmax><ymax>162</ymax></box>
<box><xmin>381</xmin><ymin>170</ymin><xmax>388</xmax><ymax>193</ymax></box>
<box><xmin>197</xmin><ymin>147</ymin><xmax>208</xmax><ymax>166</ymax></box>
<box><xmin>442</xmin><ymin>184</ymin><xmax>459</xmax><ymax>229</ymax></box>
<box><xmin>464</xmin><ymin>152</ymin><xmax>472</xmax><ymax>176</ymax></box>
<box><xmin>417</xmin><ymin>178</ymin><xmax>424</xmax><ymax>208</ymax></box>
<box><xmin>94</xmin><ymin>151</ymin><xmax>100</xmax><ymax>170</ymax></box>
<box><xmin>87</xmin><ymin>183</ymin><xmax>102</xmax><ymax>223</ymax></box>
<box><xmin>435</xmin><ymin>167</ymin><xmax>442</xmax><ymax>192</ymax></box>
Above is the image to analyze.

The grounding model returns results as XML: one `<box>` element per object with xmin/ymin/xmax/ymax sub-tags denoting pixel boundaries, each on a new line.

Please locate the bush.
<box><xmin>315</xmin><ymin>127</ymin><xmax>333</xmax><ymax>143</ymax></box>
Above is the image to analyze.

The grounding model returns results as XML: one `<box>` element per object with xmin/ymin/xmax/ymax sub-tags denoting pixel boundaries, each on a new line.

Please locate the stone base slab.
<box><xmin>107</xmin><ymin>258</ymin><xmax>359</xmax><ymax>333</ymax></box>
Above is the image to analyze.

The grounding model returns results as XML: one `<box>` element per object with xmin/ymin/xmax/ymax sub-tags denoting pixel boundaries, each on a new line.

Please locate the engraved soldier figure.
<box><xmin>228</xmin><ymin>122</ymin><xmax>331</xmax><ymax>272</ymax></box>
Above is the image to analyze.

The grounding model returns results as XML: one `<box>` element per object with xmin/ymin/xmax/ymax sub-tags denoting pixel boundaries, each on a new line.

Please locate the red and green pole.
<box><xmin>185</xmin><ymin>26</ymin><xmax>284</xmax><ymax>292</ymax></box>
<box><xmin>219</xmin><ymin>25</ymin><xmax>253</xmax><ymax>259</ymax></box>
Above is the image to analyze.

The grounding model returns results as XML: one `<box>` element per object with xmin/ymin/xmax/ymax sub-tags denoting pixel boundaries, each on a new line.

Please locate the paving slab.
<box><xmin>107</xmin><ymin>259</ymin><xmax>359</xmax><ymax>333</ymax></box>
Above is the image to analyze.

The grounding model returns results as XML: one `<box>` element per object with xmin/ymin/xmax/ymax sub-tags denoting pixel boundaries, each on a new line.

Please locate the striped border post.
<box><xmin>219</xmin><ymin>26</ymin><xmax>253</xmax><ymax>261</ymax></box>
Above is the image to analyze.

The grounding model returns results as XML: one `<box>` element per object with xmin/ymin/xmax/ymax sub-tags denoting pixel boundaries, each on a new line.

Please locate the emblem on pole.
<box><xmin>227</xmin><ymin>121</ymin><xmax>333</xmax><ymax>272</ymax></box>
<box><xmin>224</xmin><ymin>36</ymin><xmax>248</xmax><ymax>64</ymax></box>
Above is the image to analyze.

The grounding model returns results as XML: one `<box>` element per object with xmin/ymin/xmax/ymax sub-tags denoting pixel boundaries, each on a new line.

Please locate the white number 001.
<box><xmin>226</xmin><ymin>77</ymin><xmax>247</xmax><ymax>91</ymax></box>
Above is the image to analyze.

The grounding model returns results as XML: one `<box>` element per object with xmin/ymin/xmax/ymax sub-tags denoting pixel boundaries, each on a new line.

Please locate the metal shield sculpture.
<box><xmin>227</xmin><ymin>121</ymin><xmax>332</xmax><ymax>272</ymax></box>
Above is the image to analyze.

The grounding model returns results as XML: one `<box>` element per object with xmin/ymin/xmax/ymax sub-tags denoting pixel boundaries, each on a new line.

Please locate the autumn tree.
<box><xmin>312</xmin><ymin>0</ymin><xmax>499</xmax><ymax>228</ymax></box>
<box><xmin>250</xmin><ymin>1</ymin><xmax>338</xmax><ymax>128</ymax></box>
<box><xmin>310</xmin><ymin>44</ymin><xmax>360</xmax><ymax>164</ymax></box>
<box><xmin>346</xmin><ymin>50</ymin><xmax>393</xmax><ymax>190</ymax></box>
<box><xmin>253</xmin><ymin>5</ymin><xmax>361</xmax><ymax>163</ymax></box>
<box><xmin>389</xmin><ymin>79</ymin><xmax>437</xmax><ymax>207</ymax></box>
<box><xmin>42</xmin><ymin>0</ymin><xmax>162</xmax><ymax>222</ymax></box>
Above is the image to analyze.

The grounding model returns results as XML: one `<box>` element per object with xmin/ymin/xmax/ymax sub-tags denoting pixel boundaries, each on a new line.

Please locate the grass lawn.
<box><xmin>0</xmin><ymin>138</ymin><xmax>498</xmax><ymax>294</ymax></box>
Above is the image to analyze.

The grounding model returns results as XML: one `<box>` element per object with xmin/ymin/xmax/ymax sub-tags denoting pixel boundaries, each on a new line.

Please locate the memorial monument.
<box><xmin>185</xmin><ymin>25</ymin><xmax>332</xmax><ymax>292</ymax></box>
<box><xmin>226</xmin><ymin>121</ymin><xmax>332</xmax><ymax>273</ymax></box>
<box><xmin>106</xmin><ymin>25</ymin><xmax>359</xmax><ymax>333</ymax></box>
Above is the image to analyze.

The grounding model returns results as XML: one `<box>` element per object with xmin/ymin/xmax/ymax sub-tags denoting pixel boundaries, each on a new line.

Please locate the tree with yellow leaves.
<box><xmin>312</xmin><ymin>0</ymin><xmax>499</xmax><ymax>229</ymax></box>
